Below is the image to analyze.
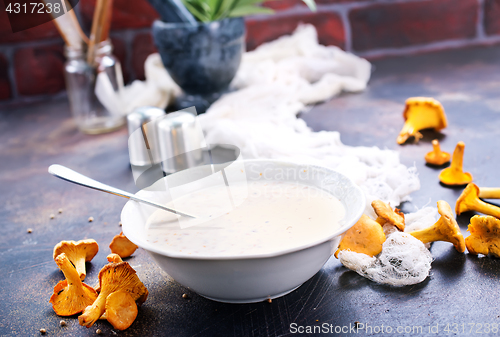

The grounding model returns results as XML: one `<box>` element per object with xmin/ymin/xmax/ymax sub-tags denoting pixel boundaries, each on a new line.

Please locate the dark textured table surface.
<box><xmin>2</xmin><ymin>46</ymin><xmax>500</xmax><ymax>337</ymax></box>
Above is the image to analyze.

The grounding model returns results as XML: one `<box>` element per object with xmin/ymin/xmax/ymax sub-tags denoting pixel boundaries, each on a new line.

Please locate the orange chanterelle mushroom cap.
<box><xmin>94</xmin><ymin>254</ymin><xmax>124</xmax><ymax>295</ymax></box>
<box><xmin>371</xmin><ymin>200</ymin><xmax>405</xmax><ymax>231</ymax></box>
<box><xmin>466</xmin><ymin>215</ymin><xmax>500</xmax><ymax>258</ymax></box>
<box><xmin>109</xmin><ymin>232</ymin><xmax>138</xmax><ymax>258</ymax></box>
<box><xmin>334</xmin><ymin>214</ymin><xmax>386</xmax><ymax>258</ymax></box>
<box><xmin>79</xmin><ymin>260</ymin><xmax>148</xmax><ymax>328</ymax></box>
<box><xmin>439</xmin><ymin>141</ymin><xmax>472</xmax><ymax>186</ymax></box>
<box><xmin>53</xmin><ymin>239</ymin><xmax>99</xmax><ymax>281</ymax></box>
<box><xmin>425</xmin><ymin>139</ymin><xmax>451</xmax><ymax>166</ymax></box>
<box><xmin>408</xmin><ymin>200</ymin><xmax>465</xmax><ymax>253</ymax></box>
<box><xmin>103</xmin><ymin>291</ymin><xmax>139</xmax><ymax>330</ymax></box>
<box><xmin>397</xmin><ymin>97</ymin><xmax>447</xmax><ymax>145</ymax></box>
<box><xmin>49</xmin><ymin>253</ymin><xmax>98</xmax><ymax>316</ymax></box>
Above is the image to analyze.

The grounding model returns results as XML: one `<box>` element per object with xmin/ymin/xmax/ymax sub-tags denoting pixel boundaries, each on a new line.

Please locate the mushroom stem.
<box><xmin>56</xmin><ymin>254</ymin><xmax>84</xmax><ymax>291</ymax></box>
<box><xmin>463</xmin><ymin>198</ymin><xmax>500</xmax><ymax>218</ymax></box>
<box><xmin>479</xmin><ymin>187</ymin><xmax>500</xmax><ymax>199</ymax></box>
<box><xmin>396</xmin><ymin>122</ymin><xmax>418</xmax><ymax>144</ymax></box>
<box><xmin>74</xmin><ymin>256</ymin><xmax>87</xmax><ymax>281</ymax></box>
<box><xmin>432</xmin><ymin>139</ymin><xmax>441</xmax><ymax>153</ymax></box>
<box><xmin>79</xmin><ymin>291</ymin><xmax>109</xmax><ymax>328</ymax></box>
<box><xmin>409</xmin><ymin>224</ymin><xmax>439</xmax><ymax>244</ymax></box>
<box><xmin>409</xmin><ymin>218</ymin><xmax>461</xmax><ymax>249</ymax></box>
<box><xmin>450</xmin><ymin>141</ymin><xmax>465</xmax><ymax>172</ymax></box>
<box><xmin>409</xmin><ymin>200</ymin><xmax>465</xmax><ymax>252</ymax></box>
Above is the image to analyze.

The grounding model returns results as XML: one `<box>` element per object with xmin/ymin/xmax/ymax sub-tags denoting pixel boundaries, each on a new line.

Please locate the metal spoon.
<box><xmin>48</xmin><ymin>164</ymin><xmax>196</xmax><ymax>218</ymax></box>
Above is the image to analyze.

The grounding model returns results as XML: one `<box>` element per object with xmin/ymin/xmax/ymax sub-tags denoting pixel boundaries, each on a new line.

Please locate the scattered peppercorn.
<box><xmin>267</xmin><ymin>298</ymin><xmax>272</xmax><ymax>303</ymax></box>
<box><xmin>96</xmin><ymin>329</ymin><xmax>102</xmax><ymax>334</ymax></box>
<box><xmin>60</xmin><ymin>320</ymin><xmax>67</xmax><ymax>327</ymax></box>
<box><xmin>27</xmin><ymin>228</ymin><xmax>33</xmax><ymax>233</ymax></box>
<box><xmin>39</xmin><ymin>328</ymin><xmax>46</xmax><ymax>334</ymax></box>
<box><xmin>88</xmin><ymin>217</ymin><xmax>94</xmax><ymax>222</ymax></box>
<box><xmin>182</xmin><ymin>293</ymin><xmax>188</xmax><ymax>299</ymax></box>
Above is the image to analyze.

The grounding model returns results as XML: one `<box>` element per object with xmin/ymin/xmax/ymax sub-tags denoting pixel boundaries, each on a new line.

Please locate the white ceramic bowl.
<box><xmin>121</xmin><ymin>159</ymin><xmax>365</xmax><ymax>303</ymax></box>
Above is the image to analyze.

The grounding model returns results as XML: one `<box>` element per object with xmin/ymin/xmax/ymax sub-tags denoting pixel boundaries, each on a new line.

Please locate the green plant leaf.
<box><xmin>182</xmin><ymin>0</ymin><xmax>314</xmax><ymax>21</ymax></box>
<box><xmin>182</xmin><ymin>0</ymin><xmax>211</xmax><ymax>21</ymax></box>
<box><xmin>213</xmin><ymin>0</ymin><xmax>239</xmax><ymax>21</ymax></box>
<box><xmin>210</xmin><ymin>0</ymin><xmax>225</xmax><ymax>20</ymax></box>
<box><xmin>228</xmin><ymin>5</ymin><xmax>274</xmax><ymax>17</ymax></box>
<box><xmin>235</xmin><ymin>0</ymin><xmax>267</xmax><ymax>6</ymax></box>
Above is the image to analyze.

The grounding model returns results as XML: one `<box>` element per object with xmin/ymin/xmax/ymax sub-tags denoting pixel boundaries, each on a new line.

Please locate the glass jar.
<box><xmin>64</xmin><ymin>40</ymin><xmax>125</xmax><ymax>134</ymax></box>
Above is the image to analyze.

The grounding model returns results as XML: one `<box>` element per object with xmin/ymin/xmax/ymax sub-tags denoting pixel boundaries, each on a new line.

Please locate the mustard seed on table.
<box><xmin>96</xmin><ymin>329</ymin><xmax>102</xmax><ymax>334</ymax></box>
<box><xmin>58</xmin><ymin>208</ymin><xmax>63</xmax><ymax>213</ymax></box>
<box><xmin>60</xmin><ymin>320</ymin><xmax>67</xmax><ymax>326</ymax></box>
<box><xmin>50</xmin><ymin>214</ymin><xmax>55</xmax><ymax>219</ymax></box>
<box><xmin>39</xmin><ymin>328</ymin><xmax>46</xmax><ymax>334</ymax></box>
<box><xmin>27</xmin><ymin>228</ymin><xmax>32</xmax><ymax>233</ymax></box>
<box><xmin>88</xmin><ymin>217</ymin><xmax>94</xmax><ymax>222</ymax></box>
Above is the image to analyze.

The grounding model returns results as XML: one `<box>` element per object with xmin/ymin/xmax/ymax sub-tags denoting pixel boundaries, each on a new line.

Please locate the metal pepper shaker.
<box><xmin>127</xmin><ymin>106</ymin><xmax>166</xmax><ymax>188</ymax></box>
<box><xmin>156</xmin><ymin>109</ymin><xmax>206</xmax><ymax>174</ymax></box>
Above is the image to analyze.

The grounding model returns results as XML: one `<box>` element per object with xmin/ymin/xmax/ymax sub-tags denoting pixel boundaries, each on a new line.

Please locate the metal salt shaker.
<box><xmin>127</xmin><ymin>106</ymin><xmax>166</xmax><ymax>166</ymax></box>
<box><xmin>127</xmin><ymin>106</ymin><xmax>166</xmax><ymax>188</ymax></box>
<box><xmin>156</xmin><ymin>110</ymin><xmax>206</xmax><ymax>174</ymax></box>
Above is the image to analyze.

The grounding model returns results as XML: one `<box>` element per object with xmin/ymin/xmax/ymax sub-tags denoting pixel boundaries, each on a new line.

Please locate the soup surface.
<box><xmin>145</xmin><ymin>180</ymin><xmax>345</xmax><ymax>257</ymax></box>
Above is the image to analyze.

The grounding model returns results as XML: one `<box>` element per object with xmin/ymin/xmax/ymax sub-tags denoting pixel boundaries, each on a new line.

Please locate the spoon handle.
<box><xmin>48</xmin><ymin>164</ymin><xmax>195</xmax><ymax>218</ymax></box>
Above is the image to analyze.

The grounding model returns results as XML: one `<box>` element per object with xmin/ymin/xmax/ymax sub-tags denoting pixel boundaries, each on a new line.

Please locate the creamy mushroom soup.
<box><xmin>145</xmin><ymin>180</ymin><xmax>345</xmax><ymax>257</ymax></box>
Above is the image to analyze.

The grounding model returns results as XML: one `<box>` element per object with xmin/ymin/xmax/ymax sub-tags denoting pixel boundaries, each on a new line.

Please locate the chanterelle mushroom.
<box><xmin>372</xmin><ymin>200</ymin><xmax>405</xmax><ymax>231</ymax></box>
<box><xmin>78</xmin><ymin>260</ymin><xmax>148</xmax><ymax>328</ymax></box>
<box><xmin>104</xmin><ymin>291</ymin><xmax>138</xmax><ymax>330</ymax></box>
<box><xmin>425</xmin><ymin>139</ymin><xmax>450</xmax><ymax>166</ymax></box>
<box><xmin>439</xmin><ymin>141</ymin><xmax>473</xmax><ymax>186</ymax></box>
<box><xmin>334</xmin><ymin>214</ymin><xmax>386</xmax><ymax>258</ymax></box>
<box><xmin>455</xmin><ymin>183</ymin><xmax>500</xmax><ymax>218</ymax></box>
<box><xmin>95</xmin><ymin>254</ymin><xmax>125</xmax><ymax>294</ymax></box>
<box><xmin>49</xmin><ymin>253</ymin><xmax>98</xmax><ymax>316</ymax></box>
<box><xmin>53</xmin><ymin>239</ymin><xmax>99</xmax><ymax>281</ymax></box>
<box><xmin>397</xmin><ymin>97</ymin><xmax>447</xmax><ymax>145</ymax></box>
<box><xmin>107</xmin><ymin>253</ymin><xmax>123</xmax><ymax>263</ymax></box>
<box><xmin>408</xmin><ymin>200</ymin><xmax>465</xmax><ymax>253</ymax></box>
<box><xmin>109</xmin><ymin>232</ymin><xmax>138</xmax><ymax>258</ymax></box>
<box><xmin>466</xmin><ymin>215</ymin><xmax>500</xmax><ymax>257</ymax></box>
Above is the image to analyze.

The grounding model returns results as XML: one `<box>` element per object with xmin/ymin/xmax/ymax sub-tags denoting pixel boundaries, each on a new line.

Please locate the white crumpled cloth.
<box><xmin>198</xmin><ymin>24</ymin><xmax>420</xmax><ymax>212</ymax></box>
<box><xmin>101</xmin><ymin>53</ymin><xmax>181</xmax><ymax>115</ymax></box>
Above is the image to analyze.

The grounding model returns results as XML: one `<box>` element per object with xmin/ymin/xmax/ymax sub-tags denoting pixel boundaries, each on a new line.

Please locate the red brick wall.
<box><xmin>1</xmin><ymin>0</ymin><xmax>499</xmax><ymax>105</ymax></box>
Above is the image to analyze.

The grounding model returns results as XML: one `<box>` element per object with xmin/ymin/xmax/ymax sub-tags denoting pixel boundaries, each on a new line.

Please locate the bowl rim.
<box><xmin>121</xmin><ymin>159</ymin><xmax>365</xmax><ymax>261</ymax></box>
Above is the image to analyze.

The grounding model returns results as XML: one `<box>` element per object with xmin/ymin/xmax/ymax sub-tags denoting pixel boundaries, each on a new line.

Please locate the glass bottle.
<box><xmin>64</xmin><ymin>40</ymin><xmax>125</xmax><ymax>134</ymax></box>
